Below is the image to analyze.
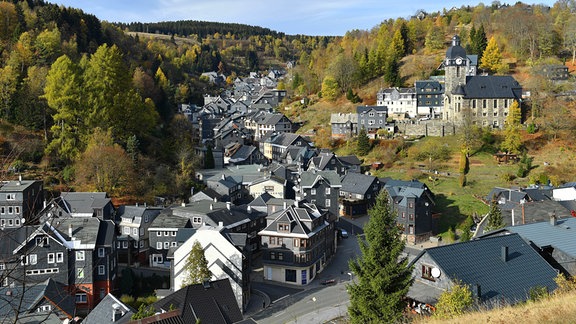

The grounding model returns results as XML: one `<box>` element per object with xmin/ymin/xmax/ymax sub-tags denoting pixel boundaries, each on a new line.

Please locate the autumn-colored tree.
<box><xmin>321</xmin><ymin>76</ymin><xmax>339</xmax><ymax>101</ymax></box>
<box><xmin>501</xmin><ymin>100</ymin><xmax>522</xmax><ymax>154</ymax></box>
<box><xmin>480</xmin><ymin>37</ymin><xmax>506</xmax><ymax>74</ymax></box>
<box><xmin>74</xmin><ymin>128</ymin><xmax>137</xmax><ymax>196</ymax></box>
<box><xmin>182</xmin><ymin>241</ymin><xmax>212</xmax><ymax>286</ymax></box>
<box><xmin>434</xmin><ymin>281</ymin><xmax>474</xmax><ymax>319</ymax></box>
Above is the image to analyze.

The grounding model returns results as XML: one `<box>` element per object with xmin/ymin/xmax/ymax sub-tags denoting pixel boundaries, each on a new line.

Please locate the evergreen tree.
<box><xmin>356</xmin><ymin>127</ymin><xmax>370</xmax><ymax>156</ymax></box>
<box><xmin>348</xmin><ymin>191</ymin><xmax>413</xmax><ymax>323</ymax></box>
<box><xmin>473</xmin><ymin>24</ymin><xmax>488</xmax><ymax>60</ymax></box>
<box><xmin>183</xmin><ymin>241</ymin><xmax>212</xmax><ymax>286</ymax></box>
<box><xmin>485</xmin><ymin>198</ymin><xmax>505</xmax><ymax>231</ymax></box>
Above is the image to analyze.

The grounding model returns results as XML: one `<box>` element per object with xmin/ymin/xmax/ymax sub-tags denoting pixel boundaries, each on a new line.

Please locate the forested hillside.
<box><xmin>0</xmin><ymin>0</ymin><xmax>575</xmax><ymax>203</ymax></box>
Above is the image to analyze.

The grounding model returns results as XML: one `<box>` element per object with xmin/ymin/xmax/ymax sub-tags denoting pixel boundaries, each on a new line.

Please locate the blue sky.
<box><xmin>47</xmin><ymin>1</ymin><xmax>556</xmax><ymax>36</ymax></box>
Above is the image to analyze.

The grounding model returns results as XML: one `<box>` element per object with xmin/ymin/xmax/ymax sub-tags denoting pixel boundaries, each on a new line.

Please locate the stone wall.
<box><xmin>396</xmin><ymin>122</ymin><xmax>456</xmax><ymax>137</ymax></box>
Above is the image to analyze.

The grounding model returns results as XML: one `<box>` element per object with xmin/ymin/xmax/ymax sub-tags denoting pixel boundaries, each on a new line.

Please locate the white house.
<box><xmin>172</xmin><ymin>225</ymin><xmax>248</xmax><ymax>312</ymax></box>
<box><xmin>553</xmin><ymin>186</ymin><xmax>576</xmax><ymax>201</ymax></box>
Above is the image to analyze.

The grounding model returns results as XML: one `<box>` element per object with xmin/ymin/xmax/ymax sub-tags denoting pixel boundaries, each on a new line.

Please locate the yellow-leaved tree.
<box><xmin>479</xmin><ymin>37</ymin><xmax>507</xmax><ymax>74</ymax></box>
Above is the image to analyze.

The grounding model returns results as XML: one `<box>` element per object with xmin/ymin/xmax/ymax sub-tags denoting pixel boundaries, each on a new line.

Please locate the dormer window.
<box><xmin>278</xmin><ymin>223</ymin><xmax>290</xmax><ymax>233</ymax></box>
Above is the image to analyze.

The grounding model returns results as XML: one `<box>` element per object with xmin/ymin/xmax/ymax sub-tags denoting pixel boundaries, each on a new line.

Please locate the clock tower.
<box><xmin>444</xmin><ymin>35</ymin><xmax>468</xmax><ymax>96</ymax></box>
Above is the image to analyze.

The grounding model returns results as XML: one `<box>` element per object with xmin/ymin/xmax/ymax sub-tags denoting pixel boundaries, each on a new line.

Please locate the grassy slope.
<box><xmin>416</xmin><ymin>291</ymin><xmax>576</xmax><ymax>324</ymax></box>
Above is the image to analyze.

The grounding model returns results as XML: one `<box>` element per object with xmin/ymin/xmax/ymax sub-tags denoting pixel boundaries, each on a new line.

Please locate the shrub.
<box><xmin>434</xmin><ymin>281</ymin><xmax>474</xmax><ymax>319</ymax></box>
<box><xmin>554</xmin><ymin>273</ymin><xmax>576</xmax><ymax>294</ymax></box>
<box><xmin>527</xmin><ymin>123</ymin><xmax>537</xmax><ymax>134</ymax></box>
<box><xmin>529</xmin><ymin>286</ymin><xmax>549</xmax><ymax>302</ymax></box>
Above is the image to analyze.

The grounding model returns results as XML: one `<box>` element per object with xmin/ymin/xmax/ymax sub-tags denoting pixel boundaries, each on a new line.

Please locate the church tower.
<box><xmin>443</xmin><ymin>35</ymin><xmax>468</xmax><ymax>122</ymax></box>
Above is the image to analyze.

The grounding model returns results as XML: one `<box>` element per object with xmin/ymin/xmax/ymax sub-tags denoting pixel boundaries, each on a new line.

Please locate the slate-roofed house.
<box><xmin>14</xmin><ymin>217</ymin><xmax>118</xmax><ymax>313</ymax></box>
<box><xmin>504</xmin><ymin>217</ymin><xmax>576</xmax><ymax>276</ymax></box>
<box><xmin>260</xmin><ymin>132</ymin><xmax>312</xmax><ymax>162</ymax></box>
<box><xmin>330</xmin><ymin>113</ymin><xmax>358</xmax><ymax>139</ymax></box>
<box><xmin>258</xmin><ymin>202</ymin><xmax>336</xmax><ymax>286</ymax></box>
<box><xmin>147</xmin><ymin>211</ymin><xmax>192</xmax><ymax>268</ymax></box>
<box><xmin>376</xmin><ymin>87</ymin><xmax>417</xmax><ymax>118</ymax></box>
<box><xmin>0</xmin><ymin>278</ymin><xmax>75</xmax><ymax>322</ymax></box>
<box><xmin>307</xmin><ymin>152</ymin><xmax>361</xmax><ymax>176</ymax></box>
<box><xmin>248</xmin><ymin>175</ymin><xmax>287</xmax><ymax>199</ymax></box>
<box><xmin>38</xmin><ymin>192</ymin><xmax>115</xmax><ymax>222</ymax></box>
<box><xmin>415</xmin><ymin>80</ymin><xmax>444</xmax><ymax>119</ymax></box>
<box><xmin>0</xmin><ymin>178</ymin><xmax>44</xmax><ymax>228</ymax></box>
<box><xmin>244</xmin><ymin>111</ymin><xmax>292</xmax><ymax>141</ymax></box>
<box><xmin>227</xmin><ymin>144</ymin><xmax>267</xmax><ymax>166</ymax></box>
<box><xmin>205</xmin><ymin>174</ymin><xmax>242</xmax><ymax>203</ymax></box>
<box><xmin>339</xmin><ymin>173</ymin><xmax>382</xmax><ymax>218</ymax></box>
<box><xmin>171</xmin><ymin>201</ymin><xmax>267</xmax><ymax>254</ymax></box>
<box><xmin>133</xmin><ymin>279</ymin><xmax>242</xmax><ymax>324</ymax></box>
<box><xmin>172</xmin><ymin>227</ymin><xmax>251</xmax><ymax>313</ymax></box>
<box><xmin>441</xmin><ymin>35</ymin><xmax>522</xmax><ymax>128</ymax></box>
<box><xmin>296</xmin><ymin>170</ymin><xmax>342</xmax><ymax>220</ymax></box>
<box><xmin>384</xmin><ymin>179</ymin><xmax>436</xmax><ymax>244</ymax></box>
<box><xmin>116</xmin><ymin>205</ymin><xmax>163</xmax><ymax>266</ymax></box>
<box><xmin>356</xmin><ymin>106</ymin><xmax>389</xmax><ymax>134</ymax></box>
<box><xmin>84</xmin><ymin>293</ymin><xmax>134</xmax><ymax>324</ymax></box>
<box><xmin>408</xmin><ymin>234</ymin><xmax>558</xmax><ymax>307</ymax></box>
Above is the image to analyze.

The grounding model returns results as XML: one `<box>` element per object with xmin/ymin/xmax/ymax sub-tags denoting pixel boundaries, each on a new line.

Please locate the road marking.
<box><xmin>272</xmin><ymin>295</ymin><xmax>289</xmax><ymax>303</ymax></box>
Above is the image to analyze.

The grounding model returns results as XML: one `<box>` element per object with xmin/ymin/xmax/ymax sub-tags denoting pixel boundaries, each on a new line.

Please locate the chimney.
<box><xmin>213</xmin><ymin>197</ymin><xmax>218</xmax><ymax>202</ymax></box>
<box><xmin>136</xmin><ymin>202</ymin><xmax>139</xmax><ymax>207</ymax></box>
<box><xmin>550</xmin><ymin>211</ymin><xmax>557</xmax><ymax>226</ymax></box>
<box><xmin>144</xmin><ymin>202</ymin><xmax>147</xmax><ymax>208</ymax></box>
<box><xmin>68</xmin><ymin>223</ymin><xmax>73</xmax><ymax>238</ymax></box>
<box><xmin>226</xmin><ymin>202</ymin><xmax>231</xmax><ymax>210</ymax></box>
<box><xmin>221</xmin><ymin>174</ymin><xmax>226</xmax><ymax>180</ymax></box>
<box><xmin>247</xmin><ymin>205</ymin><xmax>252</xmax><ymax>214</ymax></box>
<box><xmin>112</xmin><ymin>304</ymin><xmax>122</xmax><ymax>322</ymax></box>
<box><xmin>218</xmin><ymin>221</ymin><xmax>224</xmax><ymax>227</ymax></box>
<box><xmin>283</xmin><ymin>201</ymin><xmax>287</xmax><ymax>209</ymax></box>
<box><xmin>501</xmin><ymin>246</ymin><xmax>508</xmax><ymax>262</ymax></box>
<box><xmin>294</xmin><ymin>199</ymin><xmax>299</xmax><ymax>208</ymax></box>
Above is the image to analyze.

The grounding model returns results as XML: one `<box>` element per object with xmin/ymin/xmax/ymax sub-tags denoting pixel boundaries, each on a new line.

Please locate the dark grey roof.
<box><xmin>299</xmin><ymin>170</ymin><xmax>342</xmax><ymax>188</ymax></box>
<box><xmin>97</xmin><ymin>220</ymin><xmax>117</xmax><ymax>246</ymax></box>
<box><xmin>337</xmin><ymin>155</ymin><xmax>361</xmax><ymax>166</ymax></box>
<box><xmin>0</xmin><ymin>179</ymin><xmax>41</xmax><ymax>192</ymax></box>
<box><xmin>463</xmin><ymin>75</ymin><xmax>522</xmax><ymax>99</ymax></box>
<box><xmin>445</xmin><ymin>35</ymin><xmax>466</xmax><ymax>60</ymax></box>
<box><xmin>149</xmin><ymin>213</ymin><xmax>191</xmax><ymax>229</ymax></box>
<box><xmin>341</xmin><ymin>173</ymin><xmax>378</xmax><ymax>195</ymax></box>
<box><xmin>152</xmin><ymin>279</ymin><xmax>243</xmax><ymax>324</ymax></box>
<box><xmin>229</xmin><ymin>145</ymin><xmax>257</xmax><ymax>161</ymax></box>
<box><xmin>84</xmin><ymin>293</ymin><xmax>134</xmax><ymax>324</ymax></box>
<box><xmin>507</xmin><ymin>218</ymin><xmax>576</xmax><ymax>258</ymax></box>
<box><xmin>261</xmin><ymin>204</ymin><xmax>325</xmax><ymax>236</ymax></box>
<box><xmin>500</xmin><ymin>200</ymin><xmax>572</xmax><ymax>226</ymax></box>
<box><xmin>415</xmin><ymin>80</ymin><xmax>443</xmax><ymax>94</ymax></box>
<box><xmin>413</xmin><ymin>234</ymin><xmax>558</xmax><ymax>305</ymax></box>
<box><xmin>175</xmin><ymin>228</ymin><xmax>196</xmax><ymax>243</ymax></box>
<box><xmin>59</xmin><ymin>192</ymin><xmax>110</xmax><ymax>215</ymax></box>
<box><xmin>0</xmin><ymin>279</ymin><xmax>75</xmax><ymax>319</ymax></box>
<box><xmin>356</xmin><ymin>105</ymin><xmax>388</xmax><ymax>114</ymax></box>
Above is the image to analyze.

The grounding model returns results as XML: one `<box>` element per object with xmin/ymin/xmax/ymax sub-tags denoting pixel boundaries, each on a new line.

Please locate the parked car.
<box><xmin>340</xmin><ymin>228</ymin><xmax>348</xmax><ymax>238</ymax></box>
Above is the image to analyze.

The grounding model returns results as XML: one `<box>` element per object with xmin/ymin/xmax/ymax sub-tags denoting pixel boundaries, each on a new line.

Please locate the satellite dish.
<box><xmin>431</xmin><ymin>267</ymin><xmax>441</xmax><ymax>278</ymax></box>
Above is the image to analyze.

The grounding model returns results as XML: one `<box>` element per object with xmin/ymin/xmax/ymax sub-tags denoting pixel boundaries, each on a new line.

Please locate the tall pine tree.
<box><xmin>485</xmin><ymin>198</ymin><xmax>505</xmax><ymax>231</ymax></box>
<box><xmin>348</xmin><ymin>191</ymin><xmax>413</xmax><ymax>323</ymax></box>
<box><xmin>356</xmin><ymin>127</ymin><xmax>371</xmax><ymax>156</ymax></box>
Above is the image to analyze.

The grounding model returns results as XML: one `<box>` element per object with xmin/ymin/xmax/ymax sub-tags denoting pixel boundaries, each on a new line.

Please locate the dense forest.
<box><xmin>0</xmin><ymin>0</ymin><xmax>575</xmax><ymax>202</ymax></box>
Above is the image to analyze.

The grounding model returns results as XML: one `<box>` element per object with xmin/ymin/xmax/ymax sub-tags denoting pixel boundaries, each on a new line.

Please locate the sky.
<box><xmin>47</xmin><ymin>0</ymin><xmax>557</xmax><ymax>36</ymax></box>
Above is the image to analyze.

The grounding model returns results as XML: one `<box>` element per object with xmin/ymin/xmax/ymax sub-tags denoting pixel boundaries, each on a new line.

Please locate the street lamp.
<box><xmin>347</xmin><ymin>272</ymin><xmax>353</xmax><ymax>281</ymax></box>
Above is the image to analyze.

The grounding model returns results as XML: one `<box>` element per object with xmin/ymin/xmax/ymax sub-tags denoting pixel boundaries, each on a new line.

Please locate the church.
<box><xmin>440</xmin><ymin>35</ymin><xmax>523</xmax><ymax>128</ymax></box>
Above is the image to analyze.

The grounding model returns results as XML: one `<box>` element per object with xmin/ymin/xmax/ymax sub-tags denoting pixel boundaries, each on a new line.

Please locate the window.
<box><xmin>285</xmin><ymin>269</ymin><xmax>297</xmax><ymax>282</ymax></box>
<box><xmin>98</xmin><ymin>265</ymin><xmax>105</xmax><ymax>275</ymax></box>
<box><xmin>270</xmin><ymin>252</ymin><xmax>275</xmax><ymax>260</ymax></box>
<box><xmin>76</xmin><ymin>251</ymin><xmax>85</xmax><ymax>261</ymax></box>
<box><xmin>171</xmin><ymin>242</ymin><xmax>177</xmax><ymax>247</ymax></box>
<box><xmin>409</xmin><ymin>225</ymin><xmax>414</xmax><ymax>234</ymax></box>
<box><xmin>421</xmin><ymin>265</ymin><xmax>435</xmax><ymax>281</ymax></box>
<box><xmin>152</xmin><ymin>254</ymin><xmax>163</xmax><ymax>264</ymax></box>
<box><xmin>156</xmin><ymin>231</ymin><xmax>162</xmax><ymax>236</ymax></box>
<box><xmin>0</xmin><ymin>263</ymin><xmax>4</xmax><ymax>270</ymax></box>
<box><xmin>171</xmin><ymin>231</ymin><xmax>177</xmax><ymax>236</ymax></box>
<box><xmin>0</xmin><ymin>207</ymin><xmax>4</xmax><ymax>214</ymax></box>
<box><xmin>56</xmin><ymin>252</ymin><xmax>63</xmax><ymax>263</ymax></box>
<box><xmin>15</xmin><ymin>207</ymin><xmax>19</xmax><ymax>214</ymax></box>
<box><xmin>472</xmin><ymin>100</ymin><xmax>476</xmax><ymax>109</ymax></box>
<box><xmin>325</xmin><ymin>188</ymin><xmax>330</xmax><ymax>195</ymax></box>
<box><xmin>0</xmin><ymin>220</ymin><xmax>4</xmax><ymax>227</ymax></box>
<box><xmin>132</xmin><ymin>228</ymin><xmax>138</xmax><ymax>236</ymax></box>
<box><xmin>493</xmin><ymin>99</ymin><xmax>498</xmax><ymax>108</ymax></box>
<box><xmin>122</xmin><ymin>241</ymin><xmax>128</xmax><ymax>248</ymax></box>
<box><xmin>156</xmin><ymin>242</ymin><xmax>162</xmax><ymax>249</ymax></box>
<box><xmin>8</xmin><ymin>219</ymin><xmax>12</xmax><ymax>226</ymax></box>
<box><xmin>47</xmin><ymin>253</ymin><xmax>55</xmax><ymax>264</ymax></box>
<box><xmin>77</xmin><ymin>268</ymin><xmax>84</xmax><ymax>278</ymax></box>
<box><xmin>164</xmin><ymin>231</ymin><xmax>169</xmax><ymax>236</ymax></box>
<box><xmin>75</xmin><ymin>293</ymin><xmax>87</xmax><ymax>303</ymax></box>
<box><xmin>482</xmin><ymin>99</ymin><xmax>487</xmax><ymax>109</ymax></box>
<box><xmin>36</xmin><ymin>236</ymin><xmax>48</xmax><ymax>246</ymax></box>
<box><xmin>294</xmin><ymin>239</ymin><xmax>300</xmax><ymax>247</ymax></box>
<box><xmin>98</xmin><ymin>248</ymin><xmax>105</xmax><ymax>258</ymax></box>
<box><xmin>310</xmin><ymin>189</ymin><xmax>316</xmax><ymax>195</ymax></box>
<box><xmin>278</xmin><ymin>223</ymin><xmax>289</xmax><ymax>232</ymax></box>
<box><xmin>402</xmin><ymin>212</ymin><xmax>405</xmax><ymax>218</ymax></box>
<box><xmin>144</xmin><ymin>215</ymin><xmax>149</xmax><ymax>223</ymax></box>
<box><xmin>163</xmin><ymin>242</ymin><xmax>169</xmax><ymax>249</ymax></box>
<box><xmin>325</xmin><ymin>199</ymin><xmax>331</xmax><ymax>207</ymax></box>
<box><xmin>368</xmin><ymin>112</ymin><xmax>375</xmax><ymax>117</ymax></box>
<box><xmin>409</xmin><ymin>214</ymin><xmax>414</xmax><ymax>221</ymax></box>
<box><xmin>28</xmin><ymin>254</ymin><xmax>37</xmax><ymax>265</ymax></box>
<box><xmin>123</xmin><ymin>227</ymin><xmax>130</xmax><ymax>235</ymax></box>
<box><xmin>504</xmin><ymin>99</ymin><xmax>509</xmax><ymax>108</ymax></box>
<box><xmin>269</xmin><ymin>236</ymin><xmax>276</xmax><ymax>245</ymax></box>
<box><xmin>193</xmin><ymin>217</ymin><xmax>202</xmax><ymax>224</ymax></box>
<box><xmin>133</xmin><ymin>241</ymin><xmax>138</xmax><ymax>248</ymax></box>
<box><xmin>140</xmin><ymin>241</ymin><xmax>144</xmax><ymax>248</ymax></box>
<box><xmin>6</xmin><ymin>194</ymin><xmax>15</xmax><ymax>200</ymax></box>
<box><xmin>37</xmin><ymin>305</ymin><xmax>51</xmax><ymax>312</ymax></box>
<box><xmin>100</xmin><ymin>288</ymin><xmax>106</xmax><ymax>299</ymax></box>
<box><xmin>278</xmin><ymin>253</ymin><xmax>284</xmax><ymax>261</ymax></box>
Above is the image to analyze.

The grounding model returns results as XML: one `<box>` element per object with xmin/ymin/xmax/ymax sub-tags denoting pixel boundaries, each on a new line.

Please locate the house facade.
<box><xmin>258</xmin><ymin>202</ymin><xmax>336</xmax><ymax>286</ymax></box>
<box><xmin>116</xmin><ymin>205</ymin><xmax>162</xmax><ymax>266</ymax></box>
<box><xmin>415</xmin><ymin>80</ymin><xmax>444</xmax><ymax>118</ymax></box>
<box><xmin>0</xmin><ymin>178</ymin><xmax>44</xmax><ymax>228</ymax></box>
<box><xmin>356</xmin><ymin>106</ymin><xmax>389</xmax><ymax>134</ymax></box>
<box><xmin>296</xmin><ymin>170</ymin><xmax>342</xmax><ymax>220</ymax></box>
<box><xmin>339</xmin><ymin>173</ymin><xmax>382</xmax><ymax>218</ymax></box>
<box><xmin>376</xmin><ymin>87</ymin><xmax>417</xmax><ymax>118</ymax></box>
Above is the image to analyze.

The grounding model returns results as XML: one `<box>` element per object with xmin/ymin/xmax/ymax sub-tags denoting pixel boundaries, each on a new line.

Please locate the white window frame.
<box><xmin>156</xmin><ymin>242</ymin><xmax>162</xmax><ymax>249</ymax></box>
<box><xmin>98</xmin><ymin>265</ymin><xmax>105</xmax><ymax>275</ymax></box>
<box><xmin>77</xmin><ymin>268</ymin><xmax>84</xmax><ymax>278</ymax></box>
<box><xmin>132</xmin><ymin>228</ymin><xmax>138</xmax><ymax>236</ymax></box>
<box><xmin>56</xmin><ymin>252</ymin><xmax>64</xmax><ymax>263</ymax></box>
<box><xmin>47</xmin><ymin>253</ymin><xmax>55</xmax><ymax>264</ymax></box>
<box><xmin>98</xmin><ymin>248</ymin><xmax>105</xmax><ymax>258</ymax></box>
<box><xmin>75</xmin><ymin>293</ymin><xmax>87</xmax><ymax>303</ymax></box>
<box><xmin>76</xmin><ymin>251</ymin><xmax>85</xmax><ymax>261</ymax></box>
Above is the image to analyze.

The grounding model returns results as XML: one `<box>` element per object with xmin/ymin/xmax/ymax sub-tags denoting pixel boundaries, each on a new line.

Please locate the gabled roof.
<box><xmin>341</xmin><ymin>173</ymin><xmax>378</xmax><ymax>195</ymax></box>
<box><xmin>299</xmin><ymin>170</ymin><xmax>342</xmax><ymax>188</ymax></box>
<box><xmin>84</xmin><ymin>293</ymin><xmax>134</xmax><ymax>324</ymax></box>
<box><xmin>338</xmin><ymin>155</ymin><xmax>361</xmax><ymax>166</ymax></box>
<box><xmin>463</xmin><ymin>75</ymin><xmax>522</xmax><ymax>99</ymax></box>
<box><xmin>149</xmin><ymin>212</ymin><xmax>191</xmax><ymax>230</ymax></box>
<box><xmin>148</xmin><ymin>279</ymin><xmax>243</xmax><ymax>324</ymax></box>
<box><xmin>249</xmin><ymin>175</ymin><xmax>286</xmax><ymax>186</ymax></box>
<box><xmin>260</xmin><ymin>203</ymin><xmax>326</xmax><ymax>237</ymax></box>
<box><xmin>506</xmin><ymin>218</ymin><xmax>576</xmax><ymax>258</ymax></box>
<box><xmin>357</xmin><ymin>105</ymin><xmax>388</xmax><ymax>114</ymax></box>
<box><xmin>0</xmin><ymin>278</ymin><xmax>75</xmax><ymax>319</ymax></box>
<box><xmin>117</xmin><ymin>205</ymin><xmax>162</xmax><ymax>225</ymax></box>
<box><xmin>415</xmin><ymin>80</ymin><xmax>444</xmax><ymax>94</ymax></box>
<box><xmin>330</xmin><ymin>113</ymin><xmax>358</xmax><ymax>124</ymax></box>
<box><xmin>308</xmin><ymin>152</ymin><xmax>336</xmax><ymax>170</ymax></box>
<box><xmin>59</xmin><ymin>192</ymin><xmax>111</xmax><ymax>215</ymax></box>
<box><xmin>410</xmin><ymin>233</ymin><xmax>558</xmax><ymax>305</ymax></box>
